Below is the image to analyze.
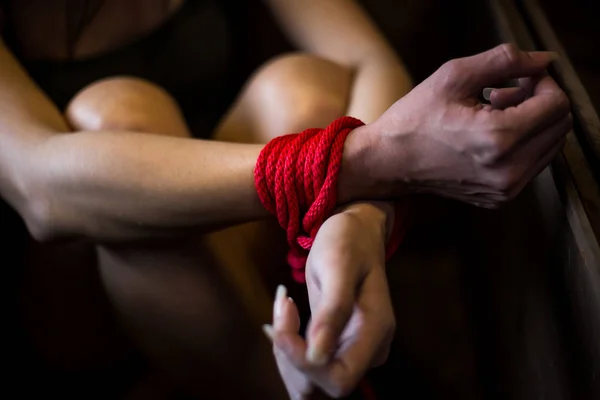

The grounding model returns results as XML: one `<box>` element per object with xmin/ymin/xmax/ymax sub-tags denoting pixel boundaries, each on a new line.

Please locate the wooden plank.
<box><xmin>471</xmin><ymin>1</ymin><xmax>600</xmax><ymax>399</ymax></box>
<box><xmin>521</xmin><ymin>0</ymin><xmax>600</xmax><ymax>169</ymax></box>
<box><xmin>520</xmin><ymin>0</ymin><xmax>600</xmax><ymax>242</ymax></box>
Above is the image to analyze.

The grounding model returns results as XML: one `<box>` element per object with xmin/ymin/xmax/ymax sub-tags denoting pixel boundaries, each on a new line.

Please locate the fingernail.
<box><xmin>306</xmin><ymin>329</ymin><xmax>329</xmax><ymax>366</ymax></box>
<box><xmin>262</xmin><ymin>324</ymin><xmax>274</xmax><ymax>342</ymax></box>
<box><xmin>275</xmin><ymin>285</ymin><xmax>287</xmax><ymax>318</ymax></box>
<box><xmin>483</xmin><ymin>87</ymin><xmax>494</xmax><ymax>101</ymax></box>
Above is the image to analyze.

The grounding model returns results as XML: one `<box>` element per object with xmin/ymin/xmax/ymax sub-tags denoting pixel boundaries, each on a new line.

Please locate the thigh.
<box><xmin>65</xmin><ymin>56</ymin><xmax>353</xmax><ymax>308</ymax></box>
<box><xmin>66</xmin><ymin>75</ymin><xmax>288</xmax><ymax>397</ymax></box>
<box><xmin>214</xmin><ymin>52</ymin><xmax>352</xmax><ymax>143</ymax></box>
<box><xmin>48</xmin><ymin>53</ymin><xmax>354</xmax><ymax>397</ymax></box>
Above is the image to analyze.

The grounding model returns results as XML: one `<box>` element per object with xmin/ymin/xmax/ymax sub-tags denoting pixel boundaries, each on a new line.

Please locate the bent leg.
<box><xmin>66</xmin><ymin>77</ymin><xmax>286</xmax><ymax>398</ymax></box>
<box><xmin>64</xmin><ymin>55</ymin><xmax>356</xmax><ymax>398</ymax></box>
<box><xmin>206</xmin><ymin>53</ymin><xmax>355</xmax><ymax>310</ymax></box>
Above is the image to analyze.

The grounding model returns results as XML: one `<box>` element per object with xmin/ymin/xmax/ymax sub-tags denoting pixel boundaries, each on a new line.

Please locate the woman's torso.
<box><xmin>6</xmin><ymin>0</ymin><xmax>186</xmax><ymax>61</ymax></box>
<box><xmin>1</xmin><ymin>0</ymin><xmax>250</xmax><ymax>135</ymax></box>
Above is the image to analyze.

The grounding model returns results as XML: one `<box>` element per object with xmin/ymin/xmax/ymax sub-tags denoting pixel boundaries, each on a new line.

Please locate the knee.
<box><xmin>65</xmin><ymin>77</ymin><xmax>183</xmax><ymax>133</ymax></box>
<box><xmin>246</xmin><ymin>53</ymin><xmax>353</xmax><ymax>135</ymax></box>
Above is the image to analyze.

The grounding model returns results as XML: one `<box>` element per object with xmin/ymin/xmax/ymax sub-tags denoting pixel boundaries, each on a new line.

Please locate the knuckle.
<box><xmin>491</xmin><ymin>171</ymin><xmax>519</xmax><ymax>195</ymax></box>
<box><xmin>475</xmin><ymin>133</ymin><xmax>509</xmax><ymax>166</ymax></box>
<box><xmin>439</xmin><ymin>59</ymin><xmax>461</xmax><ymax>81</ymax></box>
<box><xmin>437</xmin><ymin>59</ymin><xmax>467</xmax><ymax>92</ymax></box>
<box><xmin>497</xmin><ymin>43</ymin><xmax>520</xmax><ymax>66</ymax></box>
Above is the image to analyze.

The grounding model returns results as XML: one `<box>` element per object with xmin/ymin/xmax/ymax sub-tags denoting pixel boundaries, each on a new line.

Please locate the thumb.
<box><xmin>457</xmin><ymin>43</ymin><xmax>558</xmax><ymax>88</ymax></box>
<box><xmin>306</xmin><ymin>264</ymin><xmax>356</xmax><ymax>366</ymax></box>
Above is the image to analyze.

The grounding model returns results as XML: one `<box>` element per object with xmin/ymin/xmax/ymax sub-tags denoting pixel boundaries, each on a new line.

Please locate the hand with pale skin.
<box><xmin>264</xmin><ymin>202</ymin><xmax>395</xmax><ymax>399</ymax></box>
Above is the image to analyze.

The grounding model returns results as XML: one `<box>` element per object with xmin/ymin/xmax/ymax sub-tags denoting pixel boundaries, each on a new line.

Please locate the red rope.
<box><xmin>254</xmin><ymin>116</ymin><xmax>410</xmax><ymax>399</ymax></box>
<box><xmin>255</xmin><ymin>116</ymin><xmax>364</xmax><ymax>282</ymax></box>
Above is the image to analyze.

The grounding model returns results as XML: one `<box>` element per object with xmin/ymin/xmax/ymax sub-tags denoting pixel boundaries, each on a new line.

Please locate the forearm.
<box><xmin>0</xmin><ymin>40</ymin><xmax>385</xmax><ymax>242</ymax></box>
<box><xmin>265</xmin><ymin>0</ymin><xmax>413</xmax><ymax>221</ymax></box>
<box><xmin>0</xmin><ymin>40</ymin><xmax>71</xmax><ymax>206</ymax></box>
<box><xmin>343</xmin><ymin>51</ymin><xmax>412</xmax><ymax>224</ymax></box>
<box><xmin>26</xmin><ymin>132</ymin><xmax>272</xmax><ymax>241</ymax></box>
<box><xmin>0</xmin><ymin>41</ymin><xmax>259</xmax><ymax>239</ymax></box>
<box><xmin>7</xmin><ymin>122</ymin><xmax>375</xmax><ymax>244</ymax></box>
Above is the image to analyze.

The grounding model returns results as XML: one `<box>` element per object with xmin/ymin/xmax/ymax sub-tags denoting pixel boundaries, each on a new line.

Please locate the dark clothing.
<box><xmin>1</xmin><ymin>0</ymin><xmax>251</xmax><ymax>137</ymax></box>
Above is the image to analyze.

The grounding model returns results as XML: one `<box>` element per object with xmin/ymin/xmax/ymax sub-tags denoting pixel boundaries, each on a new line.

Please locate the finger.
<box><xmin>314</xmin><ymin>267</ymin><xmax>395</xmax><ymax>397</ymax></box>
<box><xmin>503</xmin><ymin>119</ymin><xmax>570</xmax><ymax>198</ymax></box>
<box><xmin>522</xmin><ymin>136</ymin><xmax>567</xmax><ymax>186</ymax></box>
<box><xmin>273</xmin><ymin>285</ymin><xmax>301</xmax><ymax>333</ymax></box>
<box><xmin>487</xmin><ymin>86</ymin><xmax>528</xmax><ymax>109</ymax></box>
<box><xmin>269</xmin><ymin>288</ymin><xmax>314</xmax><ymax>400</ymax></box>
<box><xmin>272</xmin><ymin>329</ymin><xmax>310</xmax><ymax>369</ymax></box>
<box><xmin>305</xmin><ymin>251</ymin><xmax>357</xmax><ymax>366</ymax></box>
<box><xmin>505</xmin><ymin>112</ymin><xmax>571</xmax><ymax>176</ymax></box>
<box><xmin>459</xmin><ymin>43</ymin><xmax>557</xmax><ymax>88</ymax></box>
<box><xmin>502</xmin><ymin>74</ymin><xmax>570</xmax><ymax>134</ymax></box>
<box><xmin>502</xmin><ymin>137</ymin><xmax>566</xmax><ymax>202</ymax></box>
<box><xmin>271</xmin><ymin>327</ymin><xmax>339</xmax><ymax>398</ymax></box>
<box><xmin>265</xmin><ymin>285</ymin><xmax>304</xmax><ymax>359</ymax></box>
<box><xmin>517</xmin><ymin>77</ymin><xmax>536</xmax><ymax>95</ymax></box>
<box><xmin>522</xmin><ymin>113</ymin><xmax>572</xmax><ymax>162</ymax></box>
<box><xmin>432</xmin><ymin>116</ymin><xmax>569</xmax><ymax>207</ymax></box>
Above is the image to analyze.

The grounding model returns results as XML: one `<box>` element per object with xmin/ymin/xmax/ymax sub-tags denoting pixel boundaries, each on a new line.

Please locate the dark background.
<box><xmin>3</xmin><ymin>0</ymin><xmax>599</xmax><ymax>398</ymax></box>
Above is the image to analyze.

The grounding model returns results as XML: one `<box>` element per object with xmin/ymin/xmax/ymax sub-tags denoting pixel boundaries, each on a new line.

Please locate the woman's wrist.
<box><xmin>338</xmin><ymin>123</ymin><xmax>377</xmax><ymax>203</ymax></box>
<box><xmin>336</xmin><ymin>200</ymin><xmax>395</xmax><ymax>243</ymax></box>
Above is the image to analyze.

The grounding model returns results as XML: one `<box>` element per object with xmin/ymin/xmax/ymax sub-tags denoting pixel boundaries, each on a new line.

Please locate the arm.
<box><xmin>0</xmin><ymin>40</ymin><xmax>368</xmax><ymax>241</ymax></box>
<box><xmin>263</xmin><ymin>2</ymin><xmax>410</xmax><ymax>397</ymax></box>
<box><xmin>266</xmin><ymin>0</ymin><xmax>413</xmax><ymax>223</ymax></box>
<box><xmin>264</xmin><ymin>0</ymin><xmax>413</xmax><ymax>123</ymax></box>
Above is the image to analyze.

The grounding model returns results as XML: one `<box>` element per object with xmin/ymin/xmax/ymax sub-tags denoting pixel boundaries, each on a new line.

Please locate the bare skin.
<box><xmin>3</xmin><ymin>0</ymin><xmax>410</xmax><ymax>397</ymax></box>
<box><xmin>1</xmin><ymin>0</ymin><xmax>571</xmax><ymax>398</ymax></box>
<box><xmin>67</xmin><ymin>54</ymin><xmax>385</xmax><ymax>398</ymax></box>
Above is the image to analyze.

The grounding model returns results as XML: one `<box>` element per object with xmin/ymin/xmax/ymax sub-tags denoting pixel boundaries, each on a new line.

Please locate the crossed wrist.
<box><xmin>338</xmin><ymin>120</ymin><xmax>411</xmax><ymax>203</ymax></box>
<box><xmin>337</xmin><ymin>123</ymin><xmax>380</xmax><ymax>203</ymax></box>
<box><xmin>336</xmin><ymin>201</ymin><xmax>390</xmax><ymax>240</ymax></box>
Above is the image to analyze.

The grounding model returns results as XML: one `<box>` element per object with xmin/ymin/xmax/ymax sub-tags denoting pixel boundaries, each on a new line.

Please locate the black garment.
<box><xmin>2</xmin><ymin>0</ymin><xmax>250</xmax><ymax>137</ymax></box>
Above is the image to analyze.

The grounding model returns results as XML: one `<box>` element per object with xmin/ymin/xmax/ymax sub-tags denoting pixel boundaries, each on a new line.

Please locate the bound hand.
<box><xmin>264</xmin><ymin>202</ymin><xmax>395</xmax><ymax>399</ymax></box>
<box><xmin>343</xmin><ymin>44</ymin><xmax>571</xmax><ymax>208</ymax></box>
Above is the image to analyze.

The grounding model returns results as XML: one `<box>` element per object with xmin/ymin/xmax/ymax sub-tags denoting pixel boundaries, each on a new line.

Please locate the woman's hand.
<box><xmin>264</xmin><ymin>202</ymin><xmax>396</xmax><ymax>398</ymax></box>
